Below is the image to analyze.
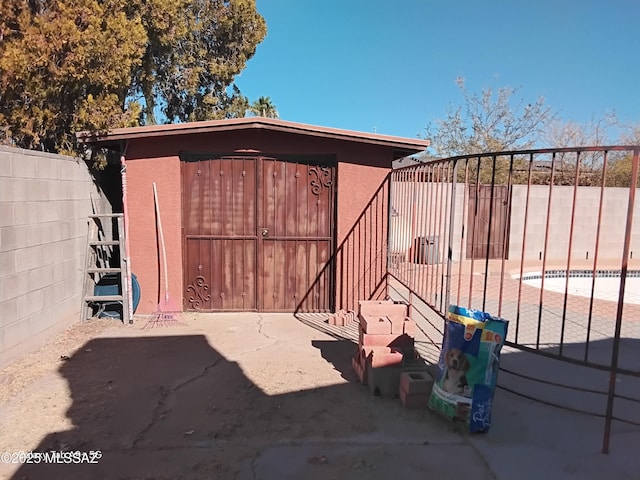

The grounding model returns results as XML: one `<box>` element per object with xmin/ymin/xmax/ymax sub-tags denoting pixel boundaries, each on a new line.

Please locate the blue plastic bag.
<box><xmin>428</xmin><ymin>305</ymin><xmax>508</xmax><ymax>432</ymax></box>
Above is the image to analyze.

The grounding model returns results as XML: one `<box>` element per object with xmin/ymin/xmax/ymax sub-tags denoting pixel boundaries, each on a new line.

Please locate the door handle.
<box><xmin>260</xmin><ymin>228</ymin><xmax>269</xmax><ymax>237</ymax></box>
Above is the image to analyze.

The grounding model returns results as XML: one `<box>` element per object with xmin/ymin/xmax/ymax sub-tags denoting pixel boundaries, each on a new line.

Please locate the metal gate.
<box><xmin>466</xmin><ymin>184</ymin><xmax>510</xmax><ymax>259</ymax></box>
<box><xmin>181</xmin><ymin>156</ymin><xmax>335</xmax><ymax>312</ymax></box>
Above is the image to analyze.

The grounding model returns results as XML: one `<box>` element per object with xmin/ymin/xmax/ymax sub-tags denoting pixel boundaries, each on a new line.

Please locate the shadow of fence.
<box><xmin>296</xmin><ymin>174</ymin><xmax>391</xmax><ymax>313</ymax></box>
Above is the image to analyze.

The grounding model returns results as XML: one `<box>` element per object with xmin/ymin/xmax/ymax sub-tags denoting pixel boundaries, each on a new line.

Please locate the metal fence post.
<box><xmin>444</xmin><ymin>160</ymin><xmax>458</xmax><ymax>314</ymax></box>
<box><xmin>602</xmin><ymin>147</ymin><xmax>639</xmax><ymax>454</ymax></box>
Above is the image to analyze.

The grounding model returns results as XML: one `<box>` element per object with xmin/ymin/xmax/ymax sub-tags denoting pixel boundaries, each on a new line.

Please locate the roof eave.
<box><xmin>75</xmin><ymin>118</ymin><xmax>429</xmax><ymax>155</ymax></box>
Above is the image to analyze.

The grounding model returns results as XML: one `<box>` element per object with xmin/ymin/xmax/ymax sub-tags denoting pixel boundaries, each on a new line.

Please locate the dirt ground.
<box><xmin>0</xmin><ymin>313</ymin><xmax>490</xmax><ymax>480</ymax></box>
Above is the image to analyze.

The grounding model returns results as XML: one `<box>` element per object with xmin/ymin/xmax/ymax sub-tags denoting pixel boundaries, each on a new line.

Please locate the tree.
<box><xmin>249</xmin><ymin>96</ymin><xmax>278</xmax><ymax>118</ymax></box>
<box><xmin>137</xmin><ymin>0</ymin><xmax>266</xmax><ymax>124</ymax></box>
<box><xmin>0</xmin><ymin>0</ymin><xmax>266</xmax><ymax>153</ymax></box>
<box><xmin>537</xmin><ymin>113</ymin><xmax>619</xmax><ymax>186</ymax></box>
<box><xmin>425</xmin><ymin>78</ymin><xmax>556</xmax><ymax>158</ymax></box>
<box><xmin>425</xmin><ymin>78</ymin><xmax>556</xmax><ymax>184</ymax></box>
<box><xmin>0</xmin><ymin>0</ymin><xmax>147</xmax><ymax>153</ymax></box>
<box><xmin>606</xmin><ymin>125</ymin><xmax>640</xmax><ymax>187</ymax></box>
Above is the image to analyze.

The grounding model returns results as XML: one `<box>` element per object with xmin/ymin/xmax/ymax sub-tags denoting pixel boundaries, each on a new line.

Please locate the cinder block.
<box><xmin>25</xmin><ymin>223</ymin><xmax>49</xmax><ymax>247</ymax></box>
<box><xmin>11</xmin><ymin>154</ymin><xmax>37</xmax><ymax>179</ymax></box>
<box><xmin>399</xmin><ymin>371</ymin><xmax>434</xmax><ymax>396</ymax></box>
<box><xmin>0</xmin><ymin>152</ymin><xmax>12</xmax><ymax>177</ymax></box>
<box><xmin>37</xmin><ymin>156</ymin><xmax>59</xmax><ymax>180</ymax></box>
<box><xmin>27</xmin><ymin>265</ymin><xmax>53</xmax><ymax>292</ymax></box>
<box><xmin>360</xmin><ymin>315</ymin><xmax>392</xmax><ymax>334</ymax></box>
<box><xmin>42</xmin><ymin>281</ymin><xmax>65</xmax><ymax>307</ymax></box>
<box><xmin>15</xmin><ymin>245</ymin><xmax>44</xmax><ymax>272</ymax></box>
<box><xmin>0</xmin><ymin>298</ymin><xmax>18</xmax><ymax>328</ymax></box>
<box><xmin>0</xmin><ymin>317</ymin><xmax>31</xmax><ymax>355</ymax></box>
<box><xmin>17</xmin><ymin>290</ymin><xmax>44</xmax><ymax>318</ymax></box>
<box><xmin>0</xmin><ymin>250</ymin><xmax>16</xmax><ymax>277</ymax></box>
<box><xmin>367</xmin><ymin>363</ymin><xmax>402</xmax><ymax>397</ymax></box>
<box><xmin>399</xmin><ymin>388</ymin><xmax>430</xmax><ymax>409</ymax></box>
<box><xmin>53</xmin><ymin>296</ymin><xmax>79</xmax><ymax>322</ymax></box>
<box><xmin>0</xmin><ymin>178</ymin><xmax>16</xmax><ymax>202</ymax></box>
<box><xmin>0</xmin><ymin>203</ymin><xmax>14</xmax><ymax>227</ymax></box>
<box><xmin>63</xmin><ymin>276</ymin><xmax>82</xmax><ymax>299</ymax></box>
<box><xmin>401</xmin><ymin>358</ymin><xmax>429</xmax><ymax>373</ymax></box>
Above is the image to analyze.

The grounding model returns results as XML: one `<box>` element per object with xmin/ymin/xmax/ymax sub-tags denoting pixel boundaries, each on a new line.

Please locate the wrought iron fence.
<box><xmin>387</xmin><ymin>146</ymin><xmax>640</xmax><ymax>453</ymax></box>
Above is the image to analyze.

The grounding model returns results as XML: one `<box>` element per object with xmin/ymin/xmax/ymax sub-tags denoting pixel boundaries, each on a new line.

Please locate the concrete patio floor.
<box><xmin>0</xmin><ymin>312</ymin><xmax>638</xmax><ymax>479</ymax></box>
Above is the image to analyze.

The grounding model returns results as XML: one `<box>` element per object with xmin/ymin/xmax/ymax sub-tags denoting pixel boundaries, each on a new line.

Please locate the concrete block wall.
<box><xmin>509</xmin><ymin>185</ymin><xmax>640</xmax><ymax>262</ymax></box>
<box><xmin>0</xmin><ymin>146</ymin><xmax>108</xmax><ymax>369</ymax></box>
<box><xmin>390</xmin><ymin>182</ymin><xmax>466</xmax><ymax>262</ymax></box>
<box><xmin>390</xmin><ymin>179</ymin><xmax>640</xmax><ymax>265</ymax></box>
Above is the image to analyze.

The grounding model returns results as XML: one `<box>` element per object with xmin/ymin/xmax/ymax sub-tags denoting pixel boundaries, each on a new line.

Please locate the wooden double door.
<box><xmin>466</xmin><ymin>184</ymin><xmax>510</xmax><ymax>259</ymax></box>
<box><xmin>182</xmin><ymin>156</ymin><xmax>335</xmax><ymax>312</ymax></box>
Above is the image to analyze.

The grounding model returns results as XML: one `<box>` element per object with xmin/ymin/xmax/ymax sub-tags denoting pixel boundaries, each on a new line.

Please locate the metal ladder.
<box><xmin>81</xmin><ymin>213</ymin><xmax>131</xmax><ymax>323</ymax></box>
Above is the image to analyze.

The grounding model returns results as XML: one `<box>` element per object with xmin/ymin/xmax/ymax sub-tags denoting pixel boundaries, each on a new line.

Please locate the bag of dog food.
<box><xmin>428</xmin><ymin>305</ymin><xmax>508</xmax><ymax>432</ymax></box>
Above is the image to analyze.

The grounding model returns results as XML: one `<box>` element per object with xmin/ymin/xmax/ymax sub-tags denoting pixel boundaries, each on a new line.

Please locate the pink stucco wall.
<box><xmin>123</xmin><ymin>130</ymin><xmax>397</xmax><ymax>314</ymax></box>
<box><xmin>126</xmin><ymin>155</ymin><xmax>182</xmax><ymax>315</ymax></box>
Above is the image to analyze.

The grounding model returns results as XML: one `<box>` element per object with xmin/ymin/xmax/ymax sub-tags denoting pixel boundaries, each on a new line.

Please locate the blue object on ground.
<box><xmin>93</xmin><ymin>273</ymin><xmax>140</xmax><ymax>318</ymax></box>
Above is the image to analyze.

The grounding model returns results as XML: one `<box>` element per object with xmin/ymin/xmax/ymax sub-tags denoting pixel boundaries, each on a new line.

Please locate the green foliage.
<box><xmin>0</xmin><ymin>0</ymin><xmax>266</xmax><ymax>153</ymax></box>
<box><xmin>605</xmin><ymin>126</ymin><xmax>640</xmax><ymax>187</ymax></box>
<box><xmin>249</xmin><ymin>96</ymin><xmax>278</xmax><ymax>118</ymax></box>
<box><xmin>0</xmin><ymin>0</ymin><xmax>147</xmax><ymax>153</ymax></box>
<box><xmin>136</xmin><ymin>0</ymin><xmax>266</xmax><ymax>123</ymax></box>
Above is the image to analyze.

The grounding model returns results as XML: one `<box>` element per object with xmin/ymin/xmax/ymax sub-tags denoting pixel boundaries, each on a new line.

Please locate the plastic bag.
<box><xmin>428</xmin><ymin>305</ymin><xmax>508</xmax><ymax>432</ymax></box>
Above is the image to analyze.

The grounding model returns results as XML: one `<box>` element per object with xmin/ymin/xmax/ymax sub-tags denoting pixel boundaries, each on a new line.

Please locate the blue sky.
<box><xmin>235</xmin><ymin>0</ymin><xmax>640</xmax><ymax>141</ymax></box>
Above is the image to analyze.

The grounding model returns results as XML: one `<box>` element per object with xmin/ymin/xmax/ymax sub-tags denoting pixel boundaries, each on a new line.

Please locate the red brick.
<box><xmin>402</xmin><ymin>317</ymin><xmax>417</xmax><ymax>336</ymax></box>
<box><xmin>399</xmin><ymin>371</ymin><xmax>433</xmax><ymax>395</ymax></box>
<box><xmin>359</xmin><ymin>331</ymin><xmax>415</xmax><ymax>349</ymax></box>
<box><xmin>363</xmin><ymin>346</ymin><xmax>403</xmax><ymax>368</ymax></box>
<box><xmin>358</xmin><ymin>299</ymin><xmax>393</xmax><ymax>316</ymax></box>
<box><xmin>388</xmin><ymin>317</ymin><xmax>404</xmax><ymax>335</ymax></box>
<box><xmin>359</xmin><ymin>303</ymin><xmax>408</xmax><ymax>335</ymax></box>
<box><xmin>359</xmin><ymin>301</ymin><xmax>407</xmax><ymax>318</ymax></box>
<box><xmin>352</xmin><ymin>354</ymin><xmax>367</xmax><ymax>384</ymax></box>
<box><xmin>399</xmin><ymin>388</ymin><xmax>429</xmax><ymax>408</ymax></box>
<box><xmin>360</xmin><ymin>315</ymin><xmax>392</xmax><ymax>334</ymax></box>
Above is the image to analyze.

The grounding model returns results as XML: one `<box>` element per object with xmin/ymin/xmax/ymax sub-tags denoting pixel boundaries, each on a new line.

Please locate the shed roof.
<box><xmin>76</xmin><ymin>117</ymin><xmax>429</xmax><ymax>159</ymax></box>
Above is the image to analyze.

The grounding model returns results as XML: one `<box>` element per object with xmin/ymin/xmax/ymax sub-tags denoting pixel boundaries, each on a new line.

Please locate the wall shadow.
<box><xmin>311</xmin><ymin>339</ymin><xmax>360</xmax><ymax>383</ymax></box>
<box><xmin>10</xmin><ymin>332</ymin><xmax>432</xmax><ymax>480</ymax></box>
<box><xmin>497</xmin><ymin>337</ymin><xmax>640</xmax><ymax>426</ymax></box>
<box><xmin>295</xmin><ymin>175</ymin><xmax>390</xmax><ymax>314</ymax></box>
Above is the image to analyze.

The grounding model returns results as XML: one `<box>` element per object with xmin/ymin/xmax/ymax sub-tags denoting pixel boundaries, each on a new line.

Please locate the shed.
<box><xmin>77</xmin><ymin>117</ymin><xmax>428</xmax><ymax>315</ymax></box>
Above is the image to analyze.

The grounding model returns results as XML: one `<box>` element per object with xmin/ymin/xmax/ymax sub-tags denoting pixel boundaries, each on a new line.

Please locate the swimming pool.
<box><xmin>515</xmin><ymin>269</ymin><xmax>640</xmax><ymax>305</ymax></box>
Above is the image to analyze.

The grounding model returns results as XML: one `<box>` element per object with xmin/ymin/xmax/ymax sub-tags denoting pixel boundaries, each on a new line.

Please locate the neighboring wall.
<box><xmin>0</xmin><ymin>146</ymin><xmax>107</xmax><ymax>369</ymax></box>
<box><xmin>509</xmin><ymin>185</ymin><xmax>640</xmax><ymax>262</ymax></box>
<box><xmin>388</xmin><ymin>180</ymin><xmax>640</xmax><ymax>266</ymax></box>
<box><xmin>389</xmin><ymin>182</ymin><xmax>466</xmax><ymax>262</ymax></box>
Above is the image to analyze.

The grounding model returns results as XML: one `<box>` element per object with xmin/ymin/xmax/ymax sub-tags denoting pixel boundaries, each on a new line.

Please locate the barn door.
<box><xmin>183</xmin><ymin>157</ymin><xmax>259</xmax><ymax>311</ymax></box>
<box><xmin>182</xmin><ymin>156</ymin><xmax>334</xmax><ymax>312</ymax></box>
<box><xmin>259</xmin><ymin>158</ymin><xmax>334</xmax><ymax>312</ymax></box>
<box><xmin>466</xmin><ymin>185</ymin><xmax>510</xmax><ymax>259</ymax></box>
